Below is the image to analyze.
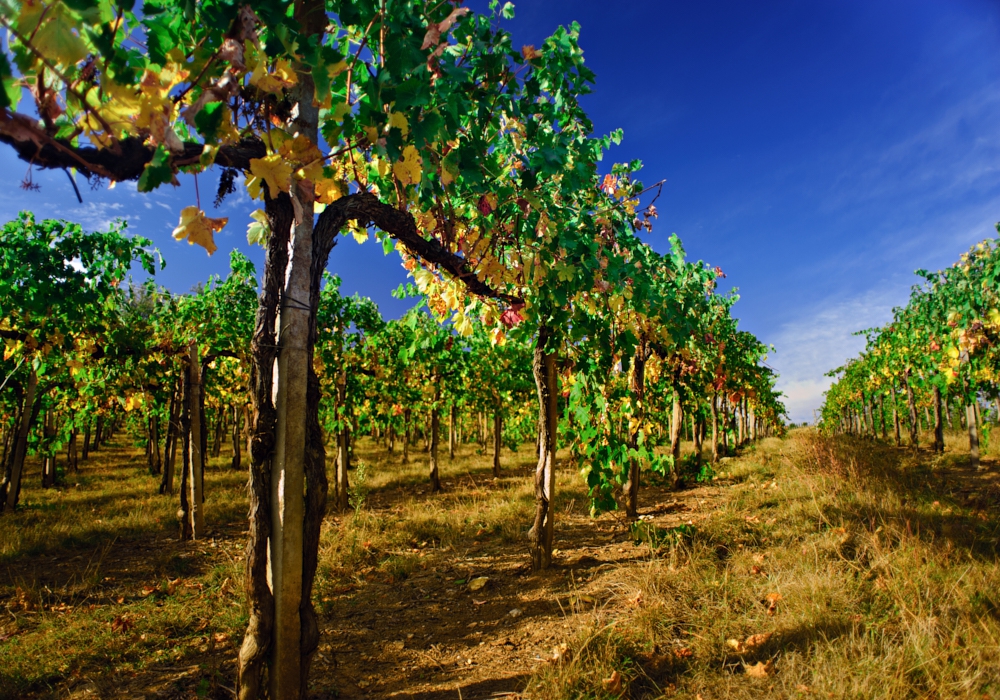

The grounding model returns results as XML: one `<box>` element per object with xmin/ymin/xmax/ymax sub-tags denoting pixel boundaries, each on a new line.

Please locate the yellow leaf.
<box><xmin>744</xmin><ymin>659</ymin><xmax>775</xmax><ymax>678</ymax></box>
<box><xmin>172</xmin><ymin>206</ymin><xmax>226</xmax><ymax>255</ymax></box>
<box><xmin>441</xmin><ymin>284</ymin><xmax>461</xmax><ymax>311</ymax></box>
<box><xmin>388</xmin><ymin>111</ymin><xmax>409</xmax><ymax>136</ymax></box>
<box><xmin>480</xmin><ymin>303</ymin><xmax>498</xmax><ymax>326</ymax></box>
<box><xmin>246</xmin><ymin>209</ymin><xmax>270</xmax><ymax>246</ymax></box>
<box><xmin>3</xmin><ymin>340</ymin><xmax>20</xmax><ymax>361</ymax></box>
<box><xmin>414</xmin><ymin>210</ymin><xmax>437</xmax><ymax>234</ymax></box>
<box><xmin>372</xmin><ymin>156</ymin><xmax>391</xmax><ymax>179</ymax></box>
<box><xmin>249</xmin><ymin>154</ymin><xmax>292</xmax><ymax>196</ymax></box>
<box><xmin>278</xmin><ymin>133</ymin><xmax>322</xmax><ymax>166</ymax></box>
<box><xmin>245</xmin><ymin>174</ymin><xmax>264</xmax><ymax>200</ymax></box>
<box><xmin>315</xmin><ymin>176</ymin><xmax>347</xmax><ymax>204</ymax></box>
<box><xmin>249</xmin><ymin>55</ymin><xmax>297</xmax><ymax>93</ymax></box>
<box><xmin>490</xmin><ymin>326</ymin><xmax>506</xmax><ymax>346</ymax></box>
<box><xmin>297</xmin><ymin>160</ymin><xmax>325</xmax><ymax>183</ymax></box>
<box><xmin>393</xmin><ymin>145</ymin><xmax>422</xmax><ymax>186</ymax></box>
<box><xmin>413</xmin><ymin>268</ymin><xmax>435</xmax><ymax>292</ymax></box>
<box><xmin>440</xmin><ymin>163</ymin><xmax>456</xmax><ymax>186</ymax></box>
<box><xmin>454</xmin><ymin>311</ymin><xmax>473</xmax><ymax>337</ymax></box>
<box><xmin>135</xmin><ymin>64</ymin><xmax>188</xmax><ymax>130</ymax></box>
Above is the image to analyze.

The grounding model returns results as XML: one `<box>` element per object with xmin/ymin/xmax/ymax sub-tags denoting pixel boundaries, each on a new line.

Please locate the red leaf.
<box><xmin>500</xmin><ymin>306</ymin><xmax>523</xmax><ymax>328</ymax></box>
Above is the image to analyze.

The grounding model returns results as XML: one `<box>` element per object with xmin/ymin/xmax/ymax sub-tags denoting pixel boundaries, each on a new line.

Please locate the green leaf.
<box><xmin>137</xmin><ymin>145</ymin><xmax>173</xmax><ymax>192</ymax></box>
<box><xmin>501</xmin><ymin>2</ymin><xmax>515</xmax><ymax>19</ymax></box>
<box><xmin>0</xmin><ymin>54</ymin><xmax>19</xmax><ymax>110</ymax></box>
<box><xmin>193</xmin><ymin>101</ymin><xmax>225</xmax><ymax>141</ymax></box>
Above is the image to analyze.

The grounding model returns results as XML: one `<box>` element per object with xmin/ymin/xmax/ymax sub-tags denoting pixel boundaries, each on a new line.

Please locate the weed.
<box><xmin>348</xmin><ymin>459</ymin><xmax>370</xmax><ymax>511</ymax></box>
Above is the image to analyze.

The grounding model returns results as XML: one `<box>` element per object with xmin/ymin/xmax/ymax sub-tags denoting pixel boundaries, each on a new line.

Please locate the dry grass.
<box><xmin>312</xmin><ymin>439</ymin><xmax>549</xmax><ymax>605</ymax></box>
<box><xmin>3</xmin><ymin>429</ymin><xmax>1000</xmax><ymax>699</ymax></box>
<box><xmin>0</xmin><ymin>444</ymin><xmax>248</xmax><ymax>700</ymax></box>
<box><xmin>528</xmin><ymin>430</ymin><xmax>1000</xmax><ymax>699</ymax></box>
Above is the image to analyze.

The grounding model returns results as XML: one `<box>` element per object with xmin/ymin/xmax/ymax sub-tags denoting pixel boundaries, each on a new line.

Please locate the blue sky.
<box><xmin>3</xmin><ymin>0</ymin><xmax>1000</xmax><ymax>422</ymax></box>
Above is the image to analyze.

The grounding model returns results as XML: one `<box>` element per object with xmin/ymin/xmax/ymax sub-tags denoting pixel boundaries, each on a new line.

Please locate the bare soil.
<box><xmin>311</xmin><ymin>464</ymin><xmax>730</xmax><ymax>699</ymax></box>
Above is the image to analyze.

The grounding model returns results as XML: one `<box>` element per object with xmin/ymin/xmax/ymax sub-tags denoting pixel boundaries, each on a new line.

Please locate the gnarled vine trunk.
<box><xmin>449</xmin><ymin>403</ymin><xmax>457</xmax><ymax>460</ymax></box>
<box><xmin>669</xmin><ymin>386</ymin><xmax>683</xmax><ymax>479</ymax></box>
<box><xmin>429</xmin><ymin>374</ymin><xmax>442</xmax><ymax>492</ymax></box>
<box><xmin>710</xmin><ymin>393</ymin><xmax>719</xmax><ymax>463</ymax></box>
<box><xmin>41</xmin><ymin>410</ymin><xmax>57</xmax><ymax>488</ymax></box>
<box><xmin>231</xmin><ymin>404</ymin><xmax>242</xmax><ymax>471</ymax></box>
<box><xmin>181</xmin><ymin>341</ymin><xmax>205</xmax><ymax>540</ymax></box>
<box><xmin>492</xmin><ymin>408</ymin><xmax>502</xmax><ymax>478</ymax></box>
<box><xmin>161</xmin><ymin>380</ymin><xmax>181</xmax><ymax>495</ymax></box>
<box><xmin>335</xmin><ymin>370</ymin><xmax>350</xmax><ymax>512</ymax></box>
<box><xmin>967</xmin><ymin>402</ymin><xmax>981</xmax><ymax>469</ymax></box>
<box><xmin>624</xmin><ymin>341</ymin><xmax>645</xmax><ymax>518</ymax></box>
<box><xmin>529</xmin><ymin>326</ymin><xmax>558</xmax><ymax>570</ymax></box>
<box><xmin>891</xmin><ymin>384</ymin><xmax>901</xmax><ymax>446</ymax></box>
<box><xmin>878</xmin><ymin>393</ymin><xmax>887</xmax><ymax>440</ymax></box>
<box><xmin>905</xmin><ymin>374</ymin><xmax>918</xmax><ymax>447</ymax></box>
<box><xmin>932</xmin><ymin>385</ymin><xmax>944</xmax><ymax>453</ymax></box>
<box><xmin>2</xmin><ymin>369</ymin><xmax>38</xmax><ymax>512</ymax></box>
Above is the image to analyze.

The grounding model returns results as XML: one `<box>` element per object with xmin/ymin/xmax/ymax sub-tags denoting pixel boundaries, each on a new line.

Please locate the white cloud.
<box><xmin>51</xmin><ymin>200</ymin><xmax>137</xmax><ymax>232</ymax></box>
<box><xmin>769</xmin><ymin>286</ymin><xmax>905</xmax><ymax>424</ymax></box>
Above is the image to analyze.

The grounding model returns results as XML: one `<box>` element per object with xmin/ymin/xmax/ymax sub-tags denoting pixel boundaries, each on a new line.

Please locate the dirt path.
<box><xmin>311</xmin><ymin>458</ymin><xmax>732</xmax><ymax>700</ymax></box>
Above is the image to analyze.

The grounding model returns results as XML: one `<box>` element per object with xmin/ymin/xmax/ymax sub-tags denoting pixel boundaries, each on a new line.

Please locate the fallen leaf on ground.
<box><xmin>468</xmin><ymin>576</ymin><xmax>489</xmax><ymax>591</ymax></box>
<box><xmin>550</xmin><ymin>642</ymin><xmax>571</xmax><ymax>664</ymax></box>
<box><xmin>111</xmin><ymin>614</ymin><xmax>133</xmax><ymax>634</ymax></box>
<box><xmin>673</xmin><ymin>647</ymin><xmax>693</xmax><ymax>659</ymax></box>
<box><xmin>15</xmin><ymin>587</ymin><xmax>36</xmax><ymax>611</ymax></box>
<box><xmin>745</xmin><ymin>632</ymin><xmax>772</xmax><ymax>648</ymax></box>
<box><xmin>602</xmin><ymin>670</ymin><xmax>622</xmax><ymax>694</ymax></box>
<box><xmin>729</xmin><ymin>632</ymin><xmax>773</xmax><ymax>652</ymax></box>
<box><xmin>744</xmin><ymin>659</ymin><xmax>775</xmax><ymax>678</ymax></box>
<box><xmin>764</xmin><ymin>592</ymin><xmax>783</xmax><ymax>615</ymax></box>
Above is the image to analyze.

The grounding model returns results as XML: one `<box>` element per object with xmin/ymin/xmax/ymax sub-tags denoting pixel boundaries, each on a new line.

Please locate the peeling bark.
<box><xmin>932</xmin><ymin>385</ymin><xmax>944</xmax><ymax>453</ymax></box>
<box><xmin>528</xmin><ymin>326</ymin><xmax>558</xmax><ymax>571</ymax></box>
<box><xmin>492</xmin><ymin>408</ymin><xmax>502</xmax><ymax>478</ymax></box>
<box><xmin>624</xmin><ymin>341</ymin><xmax>645</xmax><ymax>519</ymax></box>
<box><xmin>710</xmin><ymin>393</ymin><xmax>720</xmax><ymax>463</ymax></box>
<box><xmin>905</xmin><ymin>374</ymin><xmax>918</xmax><ymax>448</ymax></box>
<box><xmin>429</xmin><ymin>374</ymin><xmax>442</xmax><ymax>492</ymax></box>
<box><xmin>1</xmin><ymin>369</ymin><xmax>37</xmax><ymax>512</ymax></box>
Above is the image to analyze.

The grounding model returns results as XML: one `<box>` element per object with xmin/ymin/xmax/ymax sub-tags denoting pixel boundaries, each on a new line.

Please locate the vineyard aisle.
<box><xmin>3</xmin><ymin>428</ymin><xmax>999</xmax><ymax>698</ymax></box>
